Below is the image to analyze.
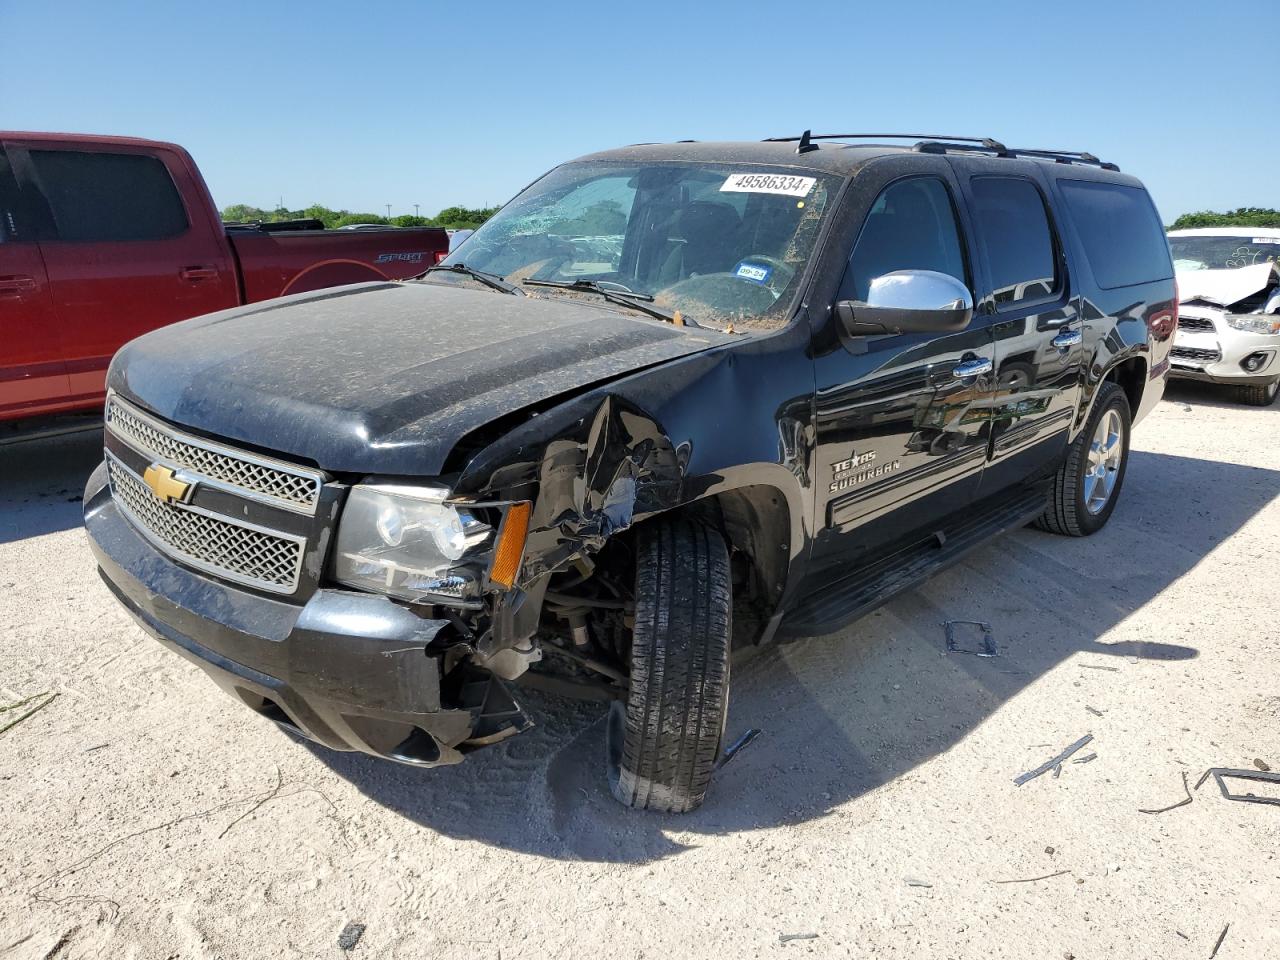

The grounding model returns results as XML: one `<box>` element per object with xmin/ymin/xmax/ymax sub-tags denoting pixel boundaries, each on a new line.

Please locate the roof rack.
<box><xmin>764</xmin><ymin>131</ymin><xmax>1118</xmax><ymax>171</ymax></box>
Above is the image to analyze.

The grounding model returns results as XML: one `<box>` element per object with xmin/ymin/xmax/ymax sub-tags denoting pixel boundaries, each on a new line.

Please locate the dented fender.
<box><xmin>453</xmin><ymin>324</ymin><xmax>817</xmax><ymax>604</ymax></box>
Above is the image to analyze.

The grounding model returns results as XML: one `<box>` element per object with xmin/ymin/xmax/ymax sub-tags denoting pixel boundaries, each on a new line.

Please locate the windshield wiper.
<box><xmin>522</xmin><ymin>278</ymin><xmax>689</xmax><ymax>325</ymax></box>
<box><xmin>419</xmin><ymin>262</ymin><xmax>521</xmax><ymax>295</ymax></box>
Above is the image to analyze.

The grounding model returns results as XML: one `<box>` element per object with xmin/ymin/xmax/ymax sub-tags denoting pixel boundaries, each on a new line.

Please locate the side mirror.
<box><xmin>835</xmin><ymin>269</ymin><xmax>974</xmax><ymax>336</ymax></box>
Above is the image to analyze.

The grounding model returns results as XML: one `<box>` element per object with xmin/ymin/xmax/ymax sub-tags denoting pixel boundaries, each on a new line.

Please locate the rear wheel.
<box><xmin>606</xmin><ymin>517</ymin><xmax>731</xmax><ymax>813</ymax></box>
<box><xmin>1036</xmin><ymin>382</ymin><xmax>1131</xmax><ymax>537</ymax></box>
<box><xmin>1235</xmin><ymin>379</ymin><xmax>1279</xmax><ymax>407</ymax></box>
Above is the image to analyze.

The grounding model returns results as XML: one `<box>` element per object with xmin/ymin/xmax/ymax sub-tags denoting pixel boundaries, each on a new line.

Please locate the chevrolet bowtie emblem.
<box><xmin>143</xmin><ymin>464</ymin><xmax>193</xmax><ymax>504</ymax></box>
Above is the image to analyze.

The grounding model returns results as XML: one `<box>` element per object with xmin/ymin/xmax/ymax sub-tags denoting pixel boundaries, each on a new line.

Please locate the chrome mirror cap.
<box><xmin>865</xmin><ymin>269</ymin><xmax>973</xmax><ymax>313</ymax></box>
<box><xmin>836</xmin><ymin>269</ymin><xmax>974</xmax><ymax>335</ymax></box>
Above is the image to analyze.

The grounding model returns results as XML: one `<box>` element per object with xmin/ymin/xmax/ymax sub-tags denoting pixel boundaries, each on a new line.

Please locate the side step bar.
<box><xmin>780</xmin><ymin>486</ymin><xmax>1047</xmax><ymax>638</ymax></box>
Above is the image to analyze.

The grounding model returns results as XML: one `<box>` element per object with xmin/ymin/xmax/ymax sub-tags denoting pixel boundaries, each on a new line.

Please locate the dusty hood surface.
<box><xmin>1176</xmin><ymin>262</ymin><xmax>1279</xmax><ymax>309</ymax></box>
<box><xmin>109</xmin><ymin>281</ymin><xmax>734</xmax><ymax>475</ymax></box>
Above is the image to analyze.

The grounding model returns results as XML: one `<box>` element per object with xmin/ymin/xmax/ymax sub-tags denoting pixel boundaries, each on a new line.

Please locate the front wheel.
<box><xmin>607</xmin><ymin>517</ymin><xmax>731</xmax><ymax>813</ymax></box>
<box><xmin>1235</xmin><ymin>379</ymin><xmax>1279</xmax><ymax>407</ymax></box>
<box><xmin>1036</xmin><ymin>382</ymin><xmax>1131</xmax><ymax>537</ymax></box>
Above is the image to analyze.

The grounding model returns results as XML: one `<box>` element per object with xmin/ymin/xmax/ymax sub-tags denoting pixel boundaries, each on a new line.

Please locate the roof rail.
<box><xmin>765</xmin><ymin>131</ymin><xmax>1009</xmax><ymax>154</ymax></box>
<box><xmin>764</xmin><ymin>131</ymin><xmax>1117</xmax><ymax>171</ymax></box>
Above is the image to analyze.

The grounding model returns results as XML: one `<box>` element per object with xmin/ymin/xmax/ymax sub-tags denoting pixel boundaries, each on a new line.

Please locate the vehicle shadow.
<box><xmin>1164</xmin><ymin>379</ymin><xmax>1280</xmax><ymax>414</ymax></box>
<box><xmin>306</xmin><ymin>449</ymin><xmax>1276</xmax><ymax>863</ymax></box>
<box><xmin>0</xmin><ymin>429</ymin><xmax>102</xmax><ymax>544</ymax></box>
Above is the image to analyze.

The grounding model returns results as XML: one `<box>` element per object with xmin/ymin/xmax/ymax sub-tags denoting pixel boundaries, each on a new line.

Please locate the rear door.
<box><xmin>953</xmin><ymin>162</ymin><xmax>1083</xmax><ymax>493</ymax></box>
<box><xmin>8</xmin><ymin>141</ymin><xmax>238</xmax><ymax>405</ymax></box>
<box><xmin>809</xmin><ymin>159</ymin><xmax>995</xmax><ymax>582</ymax></box>
<box><xmin>0</xmin><ymin>144</ymin><xmax>67</xmax><ymax>418</ymax></box>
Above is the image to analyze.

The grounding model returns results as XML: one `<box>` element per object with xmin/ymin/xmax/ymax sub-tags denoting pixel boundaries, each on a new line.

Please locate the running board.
<box><xmin>780</xmin><ymin>487</ymin><xmax>1047</xmax><ymax>638</ymax></box>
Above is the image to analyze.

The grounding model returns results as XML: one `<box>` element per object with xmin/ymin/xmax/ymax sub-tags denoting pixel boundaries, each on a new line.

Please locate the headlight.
<box><xmin>333</xmin><ymin>484</ymin><xmax>491</xmax><ymax>600</ymax></box>
<box><xmin>1225</xmin><ymin>314</ymin><xmax>1280</xmax><ymax>335</ymax></box>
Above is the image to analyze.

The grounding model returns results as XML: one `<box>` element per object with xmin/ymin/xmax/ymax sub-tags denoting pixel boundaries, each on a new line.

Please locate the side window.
<box><xmin>0</xmin><ymin>149</ymin><xmax>29</xmax><ymax>241</ymax></box>
<box><xmin>969</xmin><ymin>177</ymin><xmax>1059</xmax><ymax>307</ymax></box>
<box><xmin>1059</xmin><ymin>180</ymin><xmax>1173</xmax><ymax>289</ymax></box>
<box><xmin>839</xmin><ymin>177</ymin><xmax>967</xmax><ymax>303</ymax></box>
<box><xmin>27</xmin><ymin>149</ymin><xmax>188</xmax><ymax>242</ymax></box>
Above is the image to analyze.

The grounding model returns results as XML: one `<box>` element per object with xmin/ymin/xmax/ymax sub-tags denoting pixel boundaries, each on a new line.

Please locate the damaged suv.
<box><xmin>1168</xmin><ymin>227</ymin><xmax>1280</xmax><ymax>405</ymax></box>
<box><xmin>86</xmin><ymin>134</ymin><xmax>1175</xmax><ymax>812</ymax></box>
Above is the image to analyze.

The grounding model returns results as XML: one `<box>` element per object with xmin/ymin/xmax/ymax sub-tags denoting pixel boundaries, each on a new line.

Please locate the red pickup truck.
<box><xmin>0</xmin><ymin>132</ymin><xmax>449</xmax><ymax>422</ymax></box>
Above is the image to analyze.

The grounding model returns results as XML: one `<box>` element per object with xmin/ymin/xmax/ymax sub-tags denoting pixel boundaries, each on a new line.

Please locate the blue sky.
<box><xmin>1</xmin><ymin>0</ymin><xmax>1273</xmax><ymax>222</ymax></box>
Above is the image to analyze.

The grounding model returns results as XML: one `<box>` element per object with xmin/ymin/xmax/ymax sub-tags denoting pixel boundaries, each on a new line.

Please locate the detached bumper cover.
<box><xmin>84</xmin><ymin>462</ymin><xmax>482</xmax><ymax>766</ymax></box>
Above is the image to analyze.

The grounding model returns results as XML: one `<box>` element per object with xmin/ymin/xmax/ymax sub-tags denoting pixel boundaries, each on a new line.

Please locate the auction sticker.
<box><xmin>721</xmin><ymin>173</ymin><xmax>815</xmax><ymax>197</ymax></box>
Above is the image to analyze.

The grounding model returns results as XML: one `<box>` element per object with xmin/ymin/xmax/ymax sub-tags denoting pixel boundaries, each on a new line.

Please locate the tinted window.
<box><xmin>970</xmin><ymin>177</ymin><xmax>1058</xmax><ymax>306</ymax></box>
<box><xmin>1060</xmin><ymin>180</ymin><xmax>1173</xmax><ymax>288</ymax></box>
<box><xmin>839</xmin><ymin>177</ymin><xmax>968</xmax><ymax>302</ymax></box>
<box><xmin>0</xmin><ymin>150</ymin><xmax>19</xmax><ymax>241</ymax></box>
<box><xmin>29</xmin><ymin>149</ymin><xmax>188</xmax><ymax>242</ymax></box>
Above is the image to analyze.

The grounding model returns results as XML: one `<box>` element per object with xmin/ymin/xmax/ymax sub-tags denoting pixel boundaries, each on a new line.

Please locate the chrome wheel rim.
<box><xmin>1083</xmin><ymin>408</ymin><xmax>1123</xmax><ymax>514</ymax></box>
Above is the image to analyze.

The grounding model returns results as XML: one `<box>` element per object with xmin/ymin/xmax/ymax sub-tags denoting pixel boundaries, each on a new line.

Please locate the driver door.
<box><xmin>807</xmin><ymin>162</ymin><xmax>995</xmax><ymax>586</ymax></box>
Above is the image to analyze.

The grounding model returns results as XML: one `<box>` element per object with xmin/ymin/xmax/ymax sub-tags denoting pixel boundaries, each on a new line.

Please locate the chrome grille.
<box><xmin>105</xmin><ymin>395</ymin><xmax>322</xmax><ymax>514</ymax></box>
<box><xmin>107</xmin><ymin>455</ymin><xmax>305</xmax><ymax>594</ymax></box>
<box><xmin>1177</xmin><ymin>316</ymin><xmax>1215</xmax><ymax>332</ymax></box>
<box><xmin>1170</xmin><ymin>346</ymin><xmax>1222</xmax><ymax>364</ymax></box>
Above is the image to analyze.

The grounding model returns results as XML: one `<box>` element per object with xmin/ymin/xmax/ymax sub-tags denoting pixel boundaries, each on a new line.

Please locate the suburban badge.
<box><xmin>829</xmin><ymin>451</ymin><xmax>902</xmax><ymax>493</ymax></box>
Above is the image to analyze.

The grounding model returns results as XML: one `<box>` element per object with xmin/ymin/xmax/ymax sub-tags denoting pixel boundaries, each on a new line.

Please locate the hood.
<box><xmin>109</xmin><ymin>281</ymin><xmax>735</xmax><ymax>475</ymax></box>
<box><xmin>1175</xmin><ymin>261</ymin><xmax>1279</xmax><ymax>310</ymax></box>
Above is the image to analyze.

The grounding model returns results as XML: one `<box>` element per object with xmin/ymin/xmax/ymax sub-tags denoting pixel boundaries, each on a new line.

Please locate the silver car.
<box><xmin>1168</xmin><ymin>227</ymin><xmax>1280</xmax><ymax>405</ymax></box>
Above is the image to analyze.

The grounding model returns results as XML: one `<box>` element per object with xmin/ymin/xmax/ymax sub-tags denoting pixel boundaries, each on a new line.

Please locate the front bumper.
<box><xmin>1169</xmin><ymin>312</ymin><xmax>1280</xmax><ymax>384</ymax></box>
<box><xmin>84</xmin><ymin>462</ymin><xmax>521</xmax><ymax>766</ymax></box>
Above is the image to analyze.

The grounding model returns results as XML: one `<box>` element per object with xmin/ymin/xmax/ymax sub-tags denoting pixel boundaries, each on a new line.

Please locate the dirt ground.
<box><xmin>2</xmin><ymin>381</ymin><xmax>1278</xmax><ymax>959</ymax></box>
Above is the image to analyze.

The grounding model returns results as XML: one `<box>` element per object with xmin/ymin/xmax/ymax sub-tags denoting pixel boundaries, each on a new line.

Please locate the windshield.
<box><xmin>1170</xmin><ymin>235</ymin><xmax>1280</xmax><ymax>271</ymax></box>
<box><xmin>432</xmin><ymin>161</ymin><xmax>841</xmax><ymax>329</ymax></box>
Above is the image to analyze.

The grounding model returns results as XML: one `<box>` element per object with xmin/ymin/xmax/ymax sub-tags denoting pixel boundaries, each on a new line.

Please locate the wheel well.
<box><xmin>1104</xmin><ymin>356</ymin><xmax>1146</xmax><ymax>416</ymax></box>
<box><xmin>683</xmin><ymin>486</ymin><xmax>791</xmax><ymax>649</ymax></box>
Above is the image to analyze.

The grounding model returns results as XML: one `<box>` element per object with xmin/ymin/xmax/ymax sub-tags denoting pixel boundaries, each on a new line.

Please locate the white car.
<box><xmin>1167</xmin><ymin>227</ymin><xmax>1280</xmax><ymax>406</ymax></box>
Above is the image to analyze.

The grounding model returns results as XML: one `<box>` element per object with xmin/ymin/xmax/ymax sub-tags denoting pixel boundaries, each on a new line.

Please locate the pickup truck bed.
<box><xmin>0</xmin><ymin>132</ymin><xmax>448</xmax><ymax>422</ymax></box>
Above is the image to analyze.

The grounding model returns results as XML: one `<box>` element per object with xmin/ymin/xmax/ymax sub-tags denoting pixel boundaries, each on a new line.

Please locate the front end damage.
<box><xmin>1171</xmin><ymin>262</ymin><xmax>1280</xmax><ymax>383</ymax></box>
<box><xmin>84</xmin><ymin>389</ymin><xmax>696</xmax><ymax>767</ymax></box>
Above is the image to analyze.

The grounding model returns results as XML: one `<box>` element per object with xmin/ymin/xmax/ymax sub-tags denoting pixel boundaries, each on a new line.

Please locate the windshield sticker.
<box><xmin>734</xmin><ymin>261</ymin><xmax>773</xmax><ymax>284</ymax></box>
<box><xmin>1251</xmin><ymin>237</ymin><xmax>1280</xmax><ymax>245</ymax></box>
<box><xmin>720</xmin><ymin>173</ymin><xmax>815</xmax><ymax>197</ymax></box>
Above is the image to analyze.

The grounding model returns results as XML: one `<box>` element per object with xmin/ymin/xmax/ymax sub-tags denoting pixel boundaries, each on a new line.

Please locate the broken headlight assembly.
<box><xmin>332</xmin><ymin>483</ymin><xmax>493</xmax><ymax>601</ymax></box>
<box><xmin>1224</xmin><ymin>313</ymin><xmax>1280</xmax><ymax>336</ymax></box>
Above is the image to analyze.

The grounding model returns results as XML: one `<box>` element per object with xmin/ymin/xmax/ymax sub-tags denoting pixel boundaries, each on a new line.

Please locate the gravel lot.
<box><xmin>2</xmin><ymin>382</ymin><xmax>1278</xmax><ymax>959</ymax></box>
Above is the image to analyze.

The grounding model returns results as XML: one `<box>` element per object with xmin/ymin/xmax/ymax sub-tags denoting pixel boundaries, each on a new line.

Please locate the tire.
<box><xmin>1036</xmin><ymin>382</ymin><xmax>1131</xmax><ymax>537</ymax></box>
<box><xmin>607</xmin><ymin>517</ymin><xmax>731</xmax><ymax>813</ymax></box>
<box><xmin>1234</xmin><ymin>379</ymin><xmax>1279</xmax><ymax>407</ymax></box>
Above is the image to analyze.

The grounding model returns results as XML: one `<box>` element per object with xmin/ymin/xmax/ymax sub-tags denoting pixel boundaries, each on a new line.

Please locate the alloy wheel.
<box><xmin>1083</xmin><ymin>408</ymin><xmax>1123</xmax><ymax>515</ymax></box>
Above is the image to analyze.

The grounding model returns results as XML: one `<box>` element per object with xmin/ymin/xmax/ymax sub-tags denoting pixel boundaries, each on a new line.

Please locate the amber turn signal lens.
<box><xmin>488</xmin><ymin>501</ymin><xmax>531</xmax><ymax>589</ymax></box>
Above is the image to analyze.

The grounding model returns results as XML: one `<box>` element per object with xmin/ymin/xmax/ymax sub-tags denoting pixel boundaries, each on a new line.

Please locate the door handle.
<box><xmin>952</xmin><ymin>357</ymin><xmax>992</xmax><ymax>379</ymax></box>
<box><xmin>1052</xmin><ymin>329</ymin><xmax>1082</xmax><ymax>349</ymax></box>
<box><xmin>180</xmin><ymin>266</ymin><xmax>218</xmax><ymax>282</ymax></box>
<box><xmin>0</xmin><ymin>274</ymin><xmax>37</xmax><ymax>299</ymax></box>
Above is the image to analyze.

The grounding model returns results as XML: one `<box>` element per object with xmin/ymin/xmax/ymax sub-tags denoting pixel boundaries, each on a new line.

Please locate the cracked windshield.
<box><xmin>433</xmin><ymin>161</ymin><xmax>839</xmax><ymax>328</ymax></box>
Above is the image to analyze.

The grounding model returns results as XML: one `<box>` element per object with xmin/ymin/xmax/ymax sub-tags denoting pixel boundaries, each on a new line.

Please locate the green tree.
<box><xmin>220</xmin><ymin>202</ymin><xmax>499</xmax><ymax>229</ymax></box>
<box><xmin>1171</xmin><ymin>207</ymin><xmax>1280</xmax><ymax>229</ymax></box>
<box><xmin>221</xmin><ymin>203</ymin><xmax>270</xmax><ymax>223</ymax></box>
<box><xmin>390</xmin><ymin>214</ymin><xmax>432</xmax><ymax>228</ymax></box>
<box><xmin>332</xmin><ymin>213</ymin><xmax>391</xmax><ymax>227</ymax></box>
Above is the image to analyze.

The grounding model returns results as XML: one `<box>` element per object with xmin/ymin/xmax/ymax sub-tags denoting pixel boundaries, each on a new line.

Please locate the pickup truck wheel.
<box><xmin>1035</xmin><ymin>382</ymin><xmax>1131</xmax><ymax>537</ymax></box>
<box><xmin>1235</xmin><ymin>379</ymin><xmax>1279</xmax><ymax>407</ymax></box>
<box><xmin>606</xmin><ymin>518</ymin><xmax>731</xmax><ymax>813</ymax></box>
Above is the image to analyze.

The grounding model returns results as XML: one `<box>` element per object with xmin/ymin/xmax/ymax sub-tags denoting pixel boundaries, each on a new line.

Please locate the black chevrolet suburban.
<box><xmin>86</xmin><ymin>133</ymin><xmax>1176</xmax><ymax>812</ymax></box>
